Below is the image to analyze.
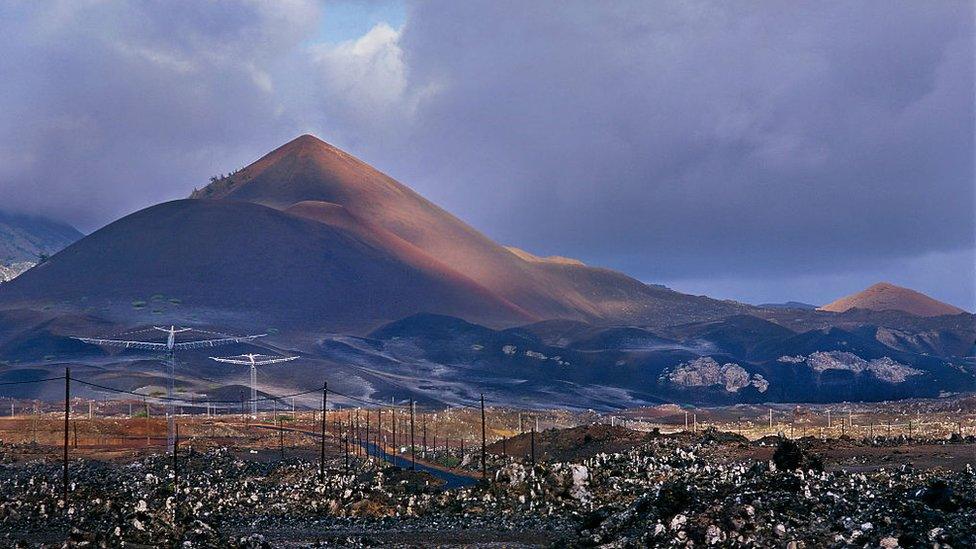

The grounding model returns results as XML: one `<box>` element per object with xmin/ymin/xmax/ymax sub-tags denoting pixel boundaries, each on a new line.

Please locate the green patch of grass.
<box><xmin>278</xmin><ymin>415</ymin><xmax>294</xmax><ymax>422</ymax></box>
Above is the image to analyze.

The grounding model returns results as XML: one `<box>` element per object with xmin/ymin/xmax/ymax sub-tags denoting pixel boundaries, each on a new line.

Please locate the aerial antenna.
<box><xmin>208</xmin><ymin>353</ymin><xmax>299</xmax><ymax>417</ymax></box>
<box><xmin>75</xmin><ymin>325</ymin><xmax>266</xmax><ymax>452</ymax></box>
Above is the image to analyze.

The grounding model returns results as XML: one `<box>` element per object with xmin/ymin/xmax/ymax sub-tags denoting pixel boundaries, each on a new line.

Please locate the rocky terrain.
<box><xmin>1</xmin><ymin>423</ymin><xmax>974</xmax><ymax>547</ymax></box>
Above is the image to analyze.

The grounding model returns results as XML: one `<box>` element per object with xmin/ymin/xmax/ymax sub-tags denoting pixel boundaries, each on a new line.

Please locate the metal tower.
<box><xmin>75</xmin><ymin>326</ymin><xmax>265</xmax><ymax>452</ymax></box>
<box><xmin>208</xmin><ymin>353</ymin><xmax>298</xmax><ymax>417</ymax></box>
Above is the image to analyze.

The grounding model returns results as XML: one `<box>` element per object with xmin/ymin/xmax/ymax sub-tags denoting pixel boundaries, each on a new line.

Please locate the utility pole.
<box><xmin>480</xmin><ymin>394</ymin><xmax>487</xmax><ymax>479</ymax></box>
<box><xmin>355</xmin><ymin>409</ymin><xmax>361</xmax><ymax>457</ymax></box>
<box><xmin>410</xmin><ymin>399</ymin><xmax>416</xmax><ymax>470</ymax></box>
<box><xmin>320</xmin><ymin>381</ymin><xmax>327</xmax><ymax>482</ymax></box>
<box><xmin>63</xmin><ymin>368</ymin><xmax>70</xmax><ymax>506</ymax></box>
<box><xmin>278</xmin><ymin>418</ymin><xmax>284</xmax><ymax>460</ymax></box>
<box><xmin>173</xmin><ymin>421</ymin><xmax>179</xmax><ymax>498</ymax></box>
<box><xmin>530</xmin><ymin>425</ymin><xmax>536</xmax><ymax>469</ymax></box>
<box><xmin>422</xmin><ymin>413</ymin><xmax>427</xmax><ymax>459</ymax></box>
<box><xmin>343</xmin><ymin>429</ymin><xmax>349</xmax><ymax>472</ymax></box>
<box><xmin>366</xmin><ymin>409</ymin><xmax>371</xmax><ymax>459</ymax></box>
<box><xmin>768</xmin><ymin>409</ymin><xmax>772</xmax><ymax>429</ymax></box>
<box><xmin>377</xmin><ymin>409</ymin><xmax>383</xmax><ymax>457</ymax></box>
<box><xmin>144</xmin><ymin>396</ymin><xmax>149</xmax><ymax>447</ymax></box>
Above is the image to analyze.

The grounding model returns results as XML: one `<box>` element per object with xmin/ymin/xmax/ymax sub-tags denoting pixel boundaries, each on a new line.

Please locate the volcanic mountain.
<box><xmin>0</xmin><ymin>134</ymin><xmax>750</xmax><ymax>330</ymax></box>
<box><xmin>819</xmin><ymin>282</ymin><xmax>966</xmax><ymax>317</ymax></box>
<box><xmin>0</xmin><ymin>199</ymin><xmax>529</xmax><ymax>330</ymax></box>
<box><xmin>187</xmin><ymin>134</ymin><xmax>750</xmax><ymax>326</ymax></box>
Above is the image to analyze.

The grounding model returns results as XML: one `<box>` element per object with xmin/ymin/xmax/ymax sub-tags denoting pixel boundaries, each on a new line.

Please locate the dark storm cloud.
<box><xmin>0</xmin><ymin>1</ymin><xmax>972</xmax><ymax>308</ymax></box>
<box><xmin>387</xmin><ymin>2</ymin><xmax>973</xmax><ymax>273</ymax></box>
<box><xmin>0</xmin><ymin>1</ymin><xmax>320</xmax><ymax>230</ymax></box>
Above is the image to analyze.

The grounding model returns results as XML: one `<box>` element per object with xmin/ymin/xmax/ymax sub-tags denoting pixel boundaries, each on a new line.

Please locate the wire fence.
<box><xmin>2</xmin><ymin>370</ymin><xmax>975</xmax><ymax>498</ymax></box>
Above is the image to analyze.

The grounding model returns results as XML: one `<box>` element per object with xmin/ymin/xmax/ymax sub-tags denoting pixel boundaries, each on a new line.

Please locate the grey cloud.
<box><xmin>0</xmin><ymin>1</ymin><xmax>320</xmax><ymax>230</ymax></box>
<box><xmin>0</xmin><ymin>1</ymin><xmax>972</xmax><ymax>308</ymax></box>
<box><xmin>371</xmin><ymin>0</ymin><xmax>973</xmax><ymax>307</ymax></box>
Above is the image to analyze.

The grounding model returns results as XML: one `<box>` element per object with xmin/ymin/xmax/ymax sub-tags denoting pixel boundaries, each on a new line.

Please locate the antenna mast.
<box><xmin>208</xmin><ymin>353</ymin><xmax>299</xmax><ymax>417</ymax></box>
<box><xmin>75</xmin><ymin>325</ymin><xmax>266</xmax><ymax>452</ymax></box>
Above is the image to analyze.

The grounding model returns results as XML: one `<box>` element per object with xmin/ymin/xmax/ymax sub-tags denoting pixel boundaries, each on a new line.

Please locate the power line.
<box><xmin>0</xmin><ymin>376</ymin><xmax>65</xmax><ymax>386</ymax></box>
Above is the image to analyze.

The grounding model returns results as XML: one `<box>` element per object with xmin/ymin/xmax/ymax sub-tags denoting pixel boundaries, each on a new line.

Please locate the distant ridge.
<box><xmin>759</xmin><ymin>301</ymin><xmax>818</xmax><ymax>310</ymax></box>
<box><xmin>819</xmin><ymin>282</ymin><xmax>965</xmax><ymax>317</ymax></box>
<box><xmin>0</xmin><ymin>211</ymin><xmax>82</xmax><ymax>282</ymax></box>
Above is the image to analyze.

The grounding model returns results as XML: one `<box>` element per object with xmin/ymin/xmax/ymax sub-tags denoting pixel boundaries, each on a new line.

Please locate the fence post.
<box><xmin>63</xmin><ymin>368</ymin><xmax>70</xmax><ymax>506</ymax></box>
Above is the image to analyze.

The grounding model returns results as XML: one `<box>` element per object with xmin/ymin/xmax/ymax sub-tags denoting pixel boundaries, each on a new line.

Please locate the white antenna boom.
<box><xmin>74</xmin><ymin>326</ymin><xmax>265</xmax><ymax>453</ymax></box>
<box><xmin>208</xmin><ymin>353</ymin><xmax>299</xmax><ymax>416</ymax></box>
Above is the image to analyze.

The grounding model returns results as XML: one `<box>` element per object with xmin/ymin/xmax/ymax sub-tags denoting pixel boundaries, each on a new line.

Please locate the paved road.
<box><xmin>250</xmin><ymin>422</ymin><xmax>480</xmax><ymax>489</ymax></box>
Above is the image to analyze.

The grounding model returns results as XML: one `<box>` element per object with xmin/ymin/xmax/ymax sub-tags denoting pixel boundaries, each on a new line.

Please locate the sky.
<box><xmin>0</xmin><ymin>1</ymin><xmax>972</xmax><ymax>310</ymax></box>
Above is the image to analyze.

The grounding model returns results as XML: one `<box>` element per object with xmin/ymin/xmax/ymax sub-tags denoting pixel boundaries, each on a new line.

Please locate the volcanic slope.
<box><xmin>191</xmin><ymin>134</ymin><xmax>749</xmax><ymax>326</ymax></box>
<box><xmin>819</xmin><ymin>282</ymin><xmax>966</xmax><ymax>317</ymax></box>
<box><xmin>0</xmin><ymin>200</ymin><xmax>530</xmax><ymax>330</ymax></box>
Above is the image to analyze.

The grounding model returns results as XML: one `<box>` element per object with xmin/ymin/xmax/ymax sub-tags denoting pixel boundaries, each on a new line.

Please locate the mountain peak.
<box><xmin>189</xmin><ymin>133</ymin><xmax>385</xmax><ymax>208</ymax></box>
<box><xmin>819</xmin><ymin>282</ymin><xmax>966</xmax><ymax>317</ymax></box>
